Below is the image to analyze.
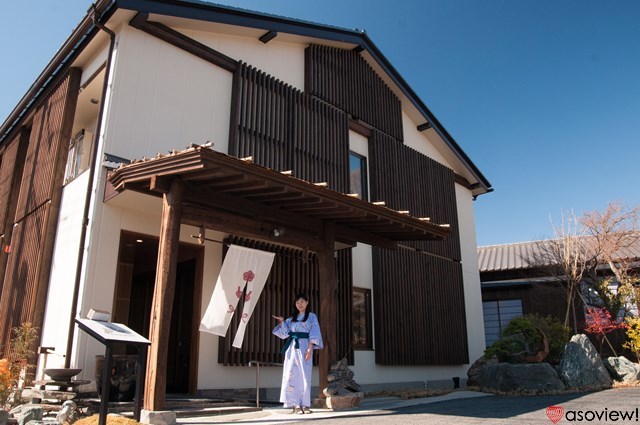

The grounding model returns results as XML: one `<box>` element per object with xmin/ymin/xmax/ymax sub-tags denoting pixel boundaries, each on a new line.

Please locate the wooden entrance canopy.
<box><xmin>107</xmin><ymin>144</ymin><xmax>451</xmax><ymax>411</ymax></box>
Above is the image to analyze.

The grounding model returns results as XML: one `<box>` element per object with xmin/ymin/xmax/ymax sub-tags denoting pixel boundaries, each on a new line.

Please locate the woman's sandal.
<box><xmin>294</xmin><ymin>406</ymin><xmax>304</xmax><ymax>414</ymax></box>
<box><xmin>302</xmin><ymin>407</ymin><xmax>312</xmax><ymax>414</ymax></box>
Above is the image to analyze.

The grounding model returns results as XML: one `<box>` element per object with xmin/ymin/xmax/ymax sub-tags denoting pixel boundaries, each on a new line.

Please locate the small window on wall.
<box><xmin>65</xmin><ymin>129</ymin><xmax>93</xmax><ymax>184</ymax></box>
<box><xmin>482</xmin><ymin>299</ymin><xmax>523</xmax><ymax>347</ymax></box>
<box><xmin>349</xmin><ymin>151</ymin><xmax>368</xmax><ymax>201</ymax></box>
<box><xmin>353</xmin><ymin>287</ymin><xmax>372</xmax><ymax>350</ymax></box>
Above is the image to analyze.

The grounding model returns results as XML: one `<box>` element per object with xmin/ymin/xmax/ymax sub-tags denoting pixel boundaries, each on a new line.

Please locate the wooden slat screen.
<box><xmin>372</xmin><ymin>247</ymin><xmax>469</xmax><ymax>365</ymax></box>
<box><xmin>369</xmin><ymin>130</ymin><xmax>461</xmax><ymax>260</ymax></box>
<box><xmin>231</xmin><ymin>62</ymin><xmax>349</xmax><ymax>192</ymax></box>
<box><xmin>305</xmin><ymin>44</ymin><xmax>403</xmax><ymax>141</ymax></box>
<box><xmin>14</xmin><ymin>72</ymin><xmax>77</xmax><ymax>221</ymax></box>
<box><xmin>0</xmin><ymin>206</ymin><xmax>49</xmax><ymax>353</ymax></box>
<box><xmin>0</xmin><ymin>137</ymin><xmax>20</xmax><ymax>233</ymax></box>
<box><xmin>0</xmin><ymin>131</ymin><xmax>29</xmax><ymax>296</ymax></box>
<box><xmin>0</xmin><ymin>69</ymin><xmax>80</xmax><ymax>354</ymax></box>
<box><xmin>217</xmin><ymin>237</ymin><xmax>353</xmax><ymax>366</ymax></box>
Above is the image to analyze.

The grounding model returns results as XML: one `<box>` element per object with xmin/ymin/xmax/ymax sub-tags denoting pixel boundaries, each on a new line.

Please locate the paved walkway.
<box><xmin>175</xmin><ymin>391</ymin><xmax>491</xmax><ymax>424</ymax></box>
<box><xmin>176</xmin><ymin>387</ymin><xmax>640</xmax><ymax>425</ymax></box>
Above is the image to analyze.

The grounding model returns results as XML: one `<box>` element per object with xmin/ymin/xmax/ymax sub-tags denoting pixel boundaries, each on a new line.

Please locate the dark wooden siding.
<box><xmin>369</xmin><ymin>130</ymin><xmax>461</xmax><ymax>260</ymax></box>
<box><xmin>0</xmin><ymin>207</ymin><xmax>49</xmax><ymax>352</ymax></box>
<box><xmin>217</xmin><ymin>237</ymin><xmax>353</xmax><ymax>366</ymax></box>
<box><xmin>482</xmin><ymin>283</ymin><xmax>578</xmax><ymax>325</ymax></box>
<box><xmin>0</xmin><ymin>130</ymin><xmax>29</xmax><ymax>295</ymax></box>
<box><xmin>373</xmin><ymin>248</ymin><xmax>468</xmax><ymax>365</ymax></box>
<box><xmin>228</xmin><ymin>49</ymin><xmax>467</xmax><ymax>366</ymax></box>
<box><xmin>231</xmin><ymin>62</ymin><xmax>349</xmax><ymax>192</ymax></box>
<box><xmin>305</xmin><ymin>44</ymin><xmax>403</xmax><ymax>141</ymax></box>
<box><xmin>0</xmin><ymin>69</ymin><xmax>80</xmax><ymax>354</ymax></box>
<box><xmin>226</xmin><ymin>62</ymin><xmax>354</xmax><ymax>365</ymax></box>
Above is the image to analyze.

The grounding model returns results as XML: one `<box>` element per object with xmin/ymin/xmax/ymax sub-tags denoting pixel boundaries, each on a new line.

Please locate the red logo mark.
<box><xmin>243</xmin><ymin>270</ymin><xmax>255</xmax><ymax>282</ymax></box>
<box><xmin>546</xmin><ymin>405</ymin><xmax>564</xmax><ymax>424</ymax></box>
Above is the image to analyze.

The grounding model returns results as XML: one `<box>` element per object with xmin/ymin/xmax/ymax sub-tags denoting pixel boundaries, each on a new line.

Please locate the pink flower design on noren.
<box><xmin>227</xmin><ymin>305</ymin><xmax>235</xmax><ymax>313</ymax></box>
<box><xmin>243</xmin><ymin>270</ymin><xmax>255</xmax><ymax>282</ymax></box>
<box><xmin>241</xmin><ymin>312</ymin><xmax>249</xmax><ymax>322</ymax></box>
<box><xmin>235</xmin><ymin>286</ymin><xmax>243</xmax><ymax>299</ymax></box>
<box><xmin>245</xmin><ymin>291</ymin><xmax>252</xmax><ymax>302</ymax></box>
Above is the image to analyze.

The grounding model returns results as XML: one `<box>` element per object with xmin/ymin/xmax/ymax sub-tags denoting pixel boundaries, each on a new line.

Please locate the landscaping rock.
<box><xmin>13</xmin><ymin>405</ymin><xmax>43</xmax><ymax>425</ymax></box>
<box><xmin>559</xmin><ymin>334</ymin><xmax>612</xmax><ymax>390</ymax></box>
<box><xmin>325</xmin><ymin>392</ymin><xmax>364</xmax><ymax>410</ymax></box>
<box><xmin>475</xmin><ymin>362</ymin><xmax>565</xmax><ymax>392</ymax></box>
<box><xmin>604</xmin><ymin>356</ymin><xmax>640</xmax><ymax>383</ymax></box>
<box><xmin>466</xmin><ymin>355</ymin><xmax>499</xmax><ymax>387</ymax></box>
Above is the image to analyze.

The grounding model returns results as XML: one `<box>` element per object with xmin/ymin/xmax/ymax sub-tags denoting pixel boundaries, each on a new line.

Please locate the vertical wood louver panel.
<box><xmin>14</xmin><ymin>72</ymin><xmax>77</xmax><ymax>221</ymax></box>
<box><xmin>368</xmin><ymin>130</ymin><xmax>461</xmax><ymax>260</ymax></box>
<box><xmin>217</xmin><ymin>237</ymin><xmax>353</xmax><ymax>366</ymax></box>
<box><xmin>372</xmin><ymin>247</ymin><xmax>468</xmax><ymax>365</ymax></box>
<box><xmin>305</xmin><ymin>44</ymin><xmax>403</xmax><ymax>141</ymax></box>
<box><xmin>0</xmin><ymin>130</ymin><xmax>29</xmax><ymax>296</ymax></box>
<box><xmin>0</xmin><ymin>69</ymin><xmax>80</xmax><ymax>354</ymax></box>
<box><xmin>0</xmin><ymin>206</ymin><xmax>49</xmax><ymax>354</ymax></box>
<box><xmin>230</xmin><ymin>62</ymin><xmax>349</xmax><ymax>192</ymax></box>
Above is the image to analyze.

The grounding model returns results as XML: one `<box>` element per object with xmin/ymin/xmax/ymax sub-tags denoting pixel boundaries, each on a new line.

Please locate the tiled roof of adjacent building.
<box><xmin>478</xmin><ymin>235</ymin><xmax>640</xmax><ymax>272</ymax></box>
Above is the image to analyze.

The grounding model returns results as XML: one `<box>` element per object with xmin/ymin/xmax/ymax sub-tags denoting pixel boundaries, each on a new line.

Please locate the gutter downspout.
<box><xmin>64</xmin><ymin>6</ymin><xmax>116</xmax><ymax>367</ymax></box>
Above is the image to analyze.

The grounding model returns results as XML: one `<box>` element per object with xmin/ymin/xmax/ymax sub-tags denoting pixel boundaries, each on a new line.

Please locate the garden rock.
<box><xmin>604</xmin><ymin>356</ymin><xmax>640</xmax><ymax>383</ymax></box>
<box><xmin>474</xmin><ymin>362</ymin><xmax>565</xmax><ymax>392</ymax></box>
<box><xmin>559</xmin><ymin>334</ymin><xmax>612</xmax><ymax>390</ymax></box>
<box><xmin>466</xmin><ymin>355</ymin><xmax>499</xmax><ymax>387</ymax></box>
<box><xmin>325</xmin><ymin>392</ymin><xmax>365</xmax><ymax>410</ymax></box>
<box><xmin>10</xmin><ymin>405</ymin><xmax>43</xmax><ymax>425</ymax></box>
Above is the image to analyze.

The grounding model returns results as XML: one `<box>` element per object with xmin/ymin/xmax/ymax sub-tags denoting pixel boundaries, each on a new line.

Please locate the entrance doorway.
<box><xmin>113</xmin><ymin>231</ymin><xmax>202</xmax><ymax>394</ymax></box>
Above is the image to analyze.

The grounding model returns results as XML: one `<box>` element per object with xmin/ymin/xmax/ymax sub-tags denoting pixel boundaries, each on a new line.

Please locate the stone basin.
<box><xmin>43</xmin><ymin>368</ymin><xmax>82</xmax><ymax>382</ymax></box>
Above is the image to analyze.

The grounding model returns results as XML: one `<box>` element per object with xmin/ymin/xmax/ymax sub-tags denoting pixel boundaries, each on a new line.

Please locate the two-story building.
<box><xmin>0</xmin><ymin>0</ymin><xmax>492</xmax><ymax>410</ymax></box>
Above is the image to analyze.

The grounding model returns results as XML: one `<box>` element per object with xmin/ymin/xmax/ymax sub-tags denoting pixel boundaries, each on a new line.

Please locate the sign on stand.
<box><xmin>75</xmin><ymin>318</ymin><xmax>150</xmax><ymax>425</ymax></box>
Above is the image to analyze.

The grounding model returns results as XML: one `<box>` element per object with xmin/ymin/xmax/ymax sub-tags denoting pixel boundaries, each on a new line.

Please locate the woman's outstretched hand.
<box><xmin>272</xmin><ymin>315</ymin><xmax>284</xmax><ymax>324</ymax></box>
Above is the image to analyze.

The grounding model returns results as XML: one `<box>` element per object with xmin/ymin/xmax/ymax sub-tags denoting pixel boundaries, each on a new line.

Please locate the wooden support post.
<box><xmin>144</xmin><ymin>178</ymin><xmax>183</xmax><ymax>411</ymax></box>
<box><xmin>317</xmin><ymin>223</ymin><xmax>337</xmax><ymax>401</ymax></box>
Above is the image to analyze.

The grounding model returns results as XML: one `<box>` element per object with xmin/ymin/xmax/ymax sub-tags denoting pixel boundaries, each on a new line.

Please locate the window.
<box><xmin>65</xmin><ymin>129</ymin><xmax>93</xmax><ymax>184</ymax></box>
<box><xmin>349</xmin><ymin>151</ymin><xmax>368</xmax><ymax>201</ymax></box>
<box><xmin>352</xmin><ymin>287</ymin><xmax>372</xmax><ymax>349</ymax></box>
<box><xmin>482</xmin><ymin>299</ymin><xmax>523</xmax><ymax>347</ymax></box>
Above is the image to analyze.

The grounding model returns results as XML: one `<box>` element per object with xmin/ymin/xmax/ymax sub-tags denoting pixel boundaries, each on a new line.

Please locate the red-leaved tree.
<box><xmin>584</xmin><ymin>307</ymin><xmax>627</xmax><ymax>356</ymax></box>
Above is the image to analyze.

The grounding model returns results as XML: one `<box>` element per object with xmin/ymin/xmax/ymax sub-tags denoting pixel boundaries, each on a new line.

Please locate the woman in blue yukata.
<box><xmin>272</xmin><ymin>292</ymin><xmax>323</xmax><ymax>414</ymax></box>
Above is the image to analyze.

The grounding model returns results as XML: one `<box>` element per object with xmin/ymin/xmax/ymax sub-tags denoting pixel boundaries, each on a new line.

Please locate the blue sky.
<box><xmin>1</xmin><ymin>1</ymin><xmax>639</xmax><ymax>247</ymax></box>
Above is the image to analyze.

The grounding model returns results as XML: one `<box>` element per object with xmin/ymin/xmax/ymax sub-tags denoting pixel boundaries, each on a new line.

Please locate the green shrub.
<box><xmin>624</xmin><ymin>316</ymin><xmax>640</xmax><ymax>362</ymax></box>
<box><xmin>484</xmin><ymin>314</ymin><xmax>571</xmax><ymax>364</ymax></box>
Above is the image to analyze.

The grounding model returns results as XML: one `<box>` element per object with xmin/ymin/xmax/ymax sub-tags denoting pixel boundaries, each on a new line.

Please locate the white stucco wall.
<box><xmin>181</xmin><ymin>29</ymin><xmax>306</xmax><ymax>93</ymax></box>
<box><xmin>402</xmin><ymin>111</ymin><xmax>450</xmax><ymax>167</ymax></box>
<box><xmin>39</xmin><ymin>171</ymin><xmax>91</xmax><ymax>371</ymax></box>
<box><xmin>455</xmin><ymin>183</ymin><xmax>486</xmax><ymax>363</ymax></box>
<box><xmin>103</xmin><ymin>26</ymin><xmax>232</xmax><ymax>159</ymax></box>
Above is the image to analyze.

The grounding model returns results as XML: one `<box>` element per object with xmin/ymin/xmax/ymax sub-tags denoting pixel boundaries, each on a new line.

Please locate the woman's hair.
<box><xmin>290</xmin><ymin>291</ymin><xmax>310</xmax><ymax>322</ymax></box>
